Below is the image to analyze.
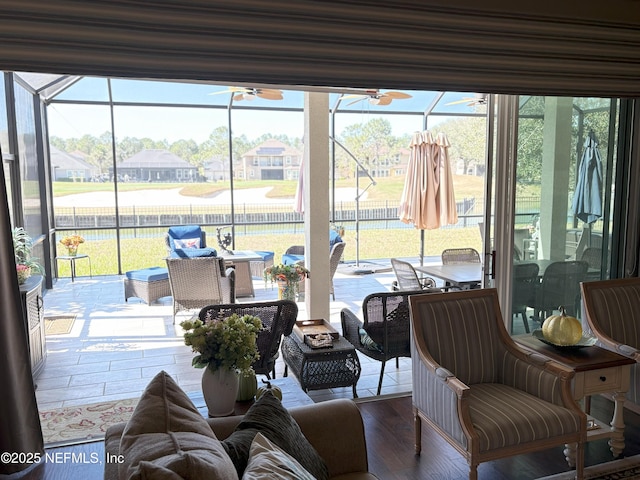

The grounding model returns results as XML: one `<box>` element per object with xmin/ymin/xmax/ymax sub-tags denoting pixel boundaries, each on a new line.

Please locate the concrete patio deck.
<box><xmin>35</xmin><ymin>262</ymin><xmax>413</xmax><ymax>411</ymax></box>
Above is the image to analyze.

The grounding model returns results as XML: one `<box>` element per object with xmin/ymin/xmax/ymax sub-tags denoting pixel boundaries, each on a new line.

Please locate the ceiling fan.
<box><xmin>342</xmin><ymin>89</ymin><xmax>412</xmax><ymax>106</ymax></box>
<box><xmin>209</xmin><ymin>86</ymin><xmax>283</xmax><ymax>102</ymax></box>
<box><xmin>445</xmin><ymin>93</ymin><xmax>488</xmax><ymax>106</ymax></box>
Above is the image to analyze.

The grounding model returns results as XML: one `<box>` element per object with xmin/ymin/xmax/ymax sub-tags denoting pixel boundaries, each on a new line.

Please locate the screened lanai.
<box><xmin>9</xmin><ymin>72</ymin><xmax>497</xmax><ymax>282</ymax></box>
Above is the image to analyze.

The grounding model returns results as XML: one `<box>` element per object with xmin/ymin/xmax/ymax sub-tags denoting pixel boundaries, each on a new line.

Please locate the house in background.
<box><xmin>112</xmin><ymin>149</ymin><xmax>198</xmax><ymax>182</ymax></box>
<box><xmin>237</xmin><ymin>139</ymin><xmax>302</xmax><ymax>181</ymax></box>
<box><xmin>49</xmin><ymin>146</ymin><xmax>97</xmax><ymax>182</ymax></box>
<box><xmin>203</xmin><ymin>156</ymin><xmax>230</xmax><ymax>182</ymax></box>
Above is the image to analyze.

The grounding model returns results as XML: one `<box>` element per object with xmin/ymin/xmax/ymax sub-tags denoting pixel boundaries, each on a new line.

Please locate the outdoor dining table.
<box><xmin>414</xmin><ymin>263</ymin><xmax>482</xmax><ymax>290</ymax></box>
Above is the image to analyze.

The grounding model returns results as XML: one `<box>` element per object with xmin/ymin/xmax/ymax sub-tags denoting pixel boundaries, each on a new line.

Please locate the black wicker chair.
<box><xmin>199</xmin><ymin>299</ymin><xmax>298</xmax><ymax>379</ymax></box>
<box><xmin>341</xmin><ymin>290</ymin><xmax>425</xmax><ymax>395</ymax></box>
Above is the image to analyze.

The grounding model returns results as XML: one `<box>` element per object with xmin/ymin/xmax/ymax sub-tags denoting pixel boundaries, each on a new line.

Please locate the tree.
<box><xmin>337</xmin><ymin>118</ymin><xmax>400</xmax><ymax>178</ymax></box>
<box><xmin>432</xmin><ymin>117</ymin><xmax>486</xmax><ymax>175</ymax></box>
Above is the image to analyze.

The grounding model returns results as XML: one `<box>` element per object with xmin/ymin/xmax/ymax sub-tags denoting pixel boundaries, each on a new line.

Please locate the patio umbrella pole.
<box><xmin>331</xmin><ymin>136</ymin><xmax>376</xmax><ymax>269</ymax></box>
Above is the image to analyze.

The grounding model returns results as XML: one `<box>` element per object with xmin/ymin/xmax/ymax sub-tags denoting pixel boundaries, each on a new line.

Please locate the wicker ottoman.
<box><xmin>250</xmin><ymin>250</ymin><xmax>274</xmax><ymax>278</ymax></box>
<box><xmin>124</xmin><ymin>267</ymin><xmax>171</xmax><ymax>305</ymax></box>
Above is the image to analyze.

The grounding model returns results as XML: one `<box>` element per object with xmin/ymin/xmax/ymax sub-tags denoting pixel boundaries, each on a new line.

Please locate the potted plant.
<box><xmin>180</xmin><ymin>314</ymin><xmax>262</xmax><ymax>416</ymax></box>
<box><xmin>12</xmin><ymin>227</ymin><xmax>44</xmax><ymax>284</ymax></box>
<box><xmin>264</xmin><ymin>263</ymin><xmax>310</xmax><ymax>301</ymax></box>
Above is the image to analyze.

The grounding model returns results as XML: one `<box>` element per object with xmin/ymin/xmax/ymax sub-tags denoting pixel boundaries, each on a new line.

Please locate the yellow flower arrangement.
<box><xmin>60</xmin><ymin>234</ymin><xmax>85</xmax><ymax>248</ymax></box>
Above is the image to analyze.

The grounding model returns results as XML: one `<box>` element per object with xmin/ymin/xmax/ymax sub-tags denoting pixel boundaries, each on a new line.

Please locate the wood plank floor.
<box><xmin>22</xmin><ymin>394</ymin><xmax>640</xmax><ymax>480</ymax></box>
<box><xmin>356</xmin><ymin>394</ymin><xmax>640</xmax><ymax>480</ymax></box>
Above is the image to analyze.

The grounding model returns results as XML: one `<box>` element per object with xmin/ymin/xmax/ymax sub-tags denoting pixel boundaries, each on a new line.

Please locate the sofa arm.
<box><xmin>290</xmin><ymin>399</ymin><xmax>369</xmax><ymax>478</ymax></box>
<box><xmin>209</xmin><ymin>398</ymin><xmax>370</xmax><ymax>478</ymax></box>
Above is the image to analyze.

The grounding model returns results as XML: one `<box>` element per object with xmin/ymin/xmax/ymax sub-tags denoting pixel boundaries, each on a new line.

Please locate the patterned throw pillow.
<box><xmin>222</xmin><ymin>391</ymin><xmax>329</xmax><ymax>480</ymax></box>
<box><xmin>359</xmin><ymin>327</ymin><xmax>384</xmax><ymax>352</ymax></box>
<box><xmin>173</xmin><ymin>237</ymin><xmax>201</xmax><ymax>249</ymax></box>
<box><xmin>241</xmin><ymin>433</ymin><xmax>316</xmax><ymax>480</ymax></box>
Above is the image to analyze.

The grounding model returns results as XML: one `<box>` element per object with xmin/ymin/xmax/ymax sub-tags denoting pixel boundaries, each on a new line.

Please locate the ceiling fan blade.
<box><xmin>347</xmin><ymin>97</ymin><xmax>367</xmax><ymax>106</ymax></box>
<box><xmin>376</xmin><ymin>96</ymin><xmax>394</xmax><ymax>106</ymax></box>
<box><xmin>208</xmin><ymin>86</ymin><xmax>248</xmax><ymax>96</ymax></box>
<box><xmin>257</xmin><ymin>91</ymin><xmax>283</xmax><ymax>100</ymax></box>
<box><xmin>445</xmin><ymin>98</ymin><xmax>474</xmax><ymax>106</ymax></box>
<box><xmin>383</xmin><ymin>91</ymin><xmax>412</xmax><ymax>99</ymax></box>
<box><xmin>232</xmin><ymin>93</ymin><xmax>246</xmax><ymax>101</ymax></box>
<box><xmin>341</xmin><ymin>94</ymin><xmax>367</xmax><ymax>101</ymax></box>
<box><xmin>257</xmin><ymin>88</ymin><xmax>282</xmax><ymax>95</ymax></box>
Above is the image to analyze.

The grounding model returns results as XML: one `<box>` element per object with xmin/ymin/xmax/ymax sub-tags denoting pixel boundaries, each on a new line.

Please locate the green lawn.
<box><xmin>52</xmin><ymin>176</ymin><xmax>488</xmax><ymax>277</ymax></box>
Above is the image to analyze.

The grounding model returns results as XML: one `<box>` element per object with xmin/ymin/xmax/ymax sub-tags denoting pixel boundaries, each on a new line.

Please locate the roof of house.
<box><xmin>241</xmin><ymin>139</ymin><xmax>302</xmax><ymax>158</ymax></box>
<box><xmin>50</xmin><ymin>146</ymin><xmax>96</xmax><ymax>172</ymax></box>
<box><xmin>119</xmin><ymin>149</ymin><xmax>196</xmax><ymax>168</ymax></box>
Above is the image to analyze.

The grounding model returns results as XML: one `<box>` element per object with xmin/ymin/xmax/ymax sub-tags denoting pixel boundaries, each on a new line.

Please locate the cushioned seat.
<box><xmin>282</xmin><ymin>253</ymin><xmax>305</xmax><ymax>266</ymax></box>
<box><xmin>125</xmin><ymin>266</ymin><xmax>168</xmax><ymax>282</ymax></box>
<box><xmin>170</xmin><ymin>247</ymin><xmax>217</xmax><ymax>258</ymax></box>
<box><xmin>250</xmin><ymin>250</ymin><xmax>275</xmax><ymax>278</ymax></box>
<box><xmin>165</xmin><ymin>225</ymin><xmax>216</xmax><ymax>258</ymax></box>
<box><xmin>124</xmin><ymin>267</ymin><xmax>171</xmax><ymax>305</ymax></box>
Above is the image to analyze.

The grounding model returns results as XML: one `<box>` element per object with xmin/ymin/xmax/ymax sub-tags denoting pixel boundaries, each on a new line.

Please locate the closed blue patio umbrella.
<box><xmin>572</xmin><ymin>131</ymin><xmax>603</xmax><ymax>224</ymax></box>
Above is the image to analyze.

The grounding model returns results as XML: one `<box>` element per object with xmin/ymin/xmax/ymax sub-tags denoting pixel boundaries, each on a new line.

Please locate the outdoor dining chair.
<box><xmin>441</xmin><ymin>247</ymin><xmax>481</xmax><ymax>290</ymax></box>
<box><xmin>511</xmin><ymin>262</ymin><xmax>539</xmax><ymax>333</ymax></box>
<box><xmin>527</xmin><ymin>260</ymin><xmax>588</xmax><ymax>324</ymax></box>
<box><xmin>441</xmin><ymin>247</ymin><xmax>481</xmax><ymax>264</ymax></box>
<box><xmin>390</xmin><ymin>258</ymin><xmax>438</xmax><ymax>292</ymax></box>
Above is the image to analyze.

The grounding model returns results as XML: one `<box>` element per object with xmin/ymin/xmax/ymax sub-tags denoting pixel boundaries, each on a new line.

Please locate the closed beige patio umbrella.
<box><xmin>398</xmin><ymin>130</ymin><xmax>458</xmax><ymax>263</ymax></box>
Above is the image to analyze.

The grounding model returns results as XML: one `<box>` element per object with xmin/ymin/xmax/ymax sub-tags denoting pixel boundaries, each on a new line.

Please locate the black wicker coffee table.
<box><xmin>281</xmin><ymin>334</ymin><xmax>361</xmax><ymax>398</ymax></box>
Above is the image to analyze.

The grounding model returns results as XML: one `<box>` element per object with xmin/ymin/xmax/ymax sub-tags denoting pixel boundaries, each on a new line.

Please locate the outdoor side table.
<box><xmin>56</xmin><ymin>254</ymin><xmax>92</xmax><ymax>282</ymax></box>
<box><xmin>281</xmin><ymin>334</ymin><xmax>361</xmax><ymax>398</ymax></box>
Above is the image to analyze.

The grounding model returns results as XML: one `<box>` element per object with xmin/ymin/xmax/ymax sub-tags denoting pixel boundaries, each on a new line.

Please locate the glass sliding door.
<box><xmin>499</xmin><ymin>96</ymin><xmax>619</xmax><ymax>334</ymax></box>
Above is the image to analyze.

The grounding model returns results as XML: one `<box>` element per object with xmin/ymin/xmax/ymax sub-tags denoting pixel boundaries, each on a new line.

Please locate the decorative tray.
<box><xmin>293</xmin><ymin>319</ymin><xmax>339</xmax><ymax>346</ymax></box>
<box><xmin>532</xmin><ymin>329</ymin><xmax>597</xmax><ymax>350</ymax></box>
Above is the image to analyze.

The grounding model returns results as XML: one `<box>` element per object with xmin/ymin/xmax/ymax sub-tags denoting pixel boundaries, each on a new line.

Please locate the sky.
<box><xmin>47</xmin><ymin>103</ymin><xmax>431</xmax><ymax>143</ymax></box>
<box><xmin>45</xmin><ymin>79</ymin><xmax>467</xmax><ymax>142</ymax></box>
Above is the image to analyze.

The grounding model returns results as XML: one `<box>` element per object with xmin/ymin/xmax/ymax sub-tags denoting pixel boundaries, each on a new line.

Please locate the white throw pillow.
<box><xmin>173</xmin><ymin>237</ymin><xmax>201</xmax><ymax>249</ymax></box>
<box><xmin>242</xmin><ymin>433</ymin><xmax>316</xmax><ymax>480</ymax></box>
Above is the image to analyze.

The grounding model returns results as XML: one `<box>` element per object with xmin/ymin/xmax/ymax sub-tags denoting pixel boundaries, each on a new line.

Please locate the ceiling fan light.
<box><xmin>369</xmin><ymin>97</ymin><xmax>381</xmax><ymax>105</ymax></box>
<box><xmin>242</xmin><ymin>92</ymin><xmax>256</xmax><ymax>101</ymax></box>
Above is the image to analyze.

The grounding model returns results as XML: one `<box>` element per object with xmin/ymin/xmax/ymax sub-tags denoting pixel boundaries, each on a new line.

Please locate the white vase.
<box><xmin>201</xmin><ymin>366</ymin><xmax>239</xmax><ymax>417</ymax></box>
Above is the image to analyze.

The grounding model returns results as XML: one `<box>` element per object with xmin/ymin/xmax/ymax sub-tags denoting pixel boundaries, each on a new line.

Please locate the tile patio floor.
<box><xmin>36</xmin><ymin>262</ymin><xmax>414</xmax><ymax>411</ymax></box>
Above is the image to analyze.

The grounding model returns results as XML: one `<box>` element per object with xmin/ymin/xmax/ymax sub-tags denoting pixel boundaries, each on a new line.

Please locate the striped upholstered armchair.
<box><xmin>409</xmin><ymin>289</ymin><xmax>586</xmax><ymax>480</ymax></box>
<box><xmin>582</xmin><ymin>278</ymin><xmax>640</xmax><ymax>414</ymax></box>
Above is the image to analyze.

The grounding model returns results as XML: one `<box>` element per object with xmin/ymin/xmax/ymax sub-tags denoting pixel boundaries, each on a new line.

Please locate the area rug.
<box><xmin>39</xmin><ymin>397</ymin><xmax>138</xmax><ymax>444</ymax></box>
<box><xmin>44</xmin><ymin>315</ymin><xmax>76</xmax><ymax>335</ymax></box>
<box><xmin>537</xmin><ymin>455</ymin><xmax>640</xmax><ymax>479</ymax></box>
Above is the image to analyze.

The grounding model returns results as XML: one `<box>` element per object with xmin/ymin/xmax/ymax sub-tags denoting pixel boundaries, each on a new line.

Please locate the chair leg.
<box><xmin>377</xmin><ymin>361</ymin><xmax>386</xmax><ymax>396</ymax></box>
<box><xmin>520</xmin><ymin>312</ymin><xmax>530</xmax><ymax>333</ymax></box>
<box><xmin>414</xmin><ymin>409</ymin><xmax>422</xmax><ymax>454</ymax></box>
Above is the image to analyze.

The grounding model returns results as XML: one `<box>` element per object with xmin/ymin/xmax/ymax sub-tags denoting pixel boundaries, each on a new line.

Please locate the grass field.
<box><xmin>55</xmin><ymin>226</ymin><xmax>484</xmax><ymax>278</ymax></box>
<box><xmin>53</xmin><ymin>175</ymin><xmax>487</xmax><ymax>277</ymax></box>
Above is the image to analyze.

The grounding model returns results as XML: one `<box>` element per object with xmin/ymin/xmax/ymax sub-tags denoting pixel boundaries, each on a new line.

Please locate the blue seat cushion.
<box><xmin>255</xmin><ymin>251</ymin><xmax>274</xmax><ymax>261</ymax></box>
<box><xmin>126</xmin><ymin>267</ymin><xmax>169</xmax><ymax>282</ymax></box>
<box><xmin>168</xmin><ymin>225</ymin><xmax>206</xmax><ymax>251</ymax></box>
<box><xmin>282</xmin><ymin>254</ymin><xmax>304</xmax><ymax>266</ymax></box>
<box><xmin>170</xmin><ymin>247</ymin><xmax>217</xmax><ymax>258</ymax></box>
<box><xmin>330</xmin><ymin>230</ymin><xmax>343</xmax><ymax>249</ymax></box>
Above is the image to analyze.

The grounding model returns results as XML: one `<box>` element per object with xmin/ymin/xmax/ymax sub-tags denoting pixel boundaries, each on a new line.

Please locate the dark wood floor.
<box><xmin>357</xmin><ymin>394</ymin><xmax>640</xmax><ymax>480</ymax></box>
<box><xmin>17</xmin><ymin>394</ymin><xmax>640</xmax><ymax>480</ymax></box>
